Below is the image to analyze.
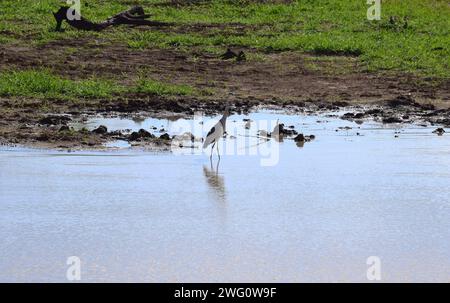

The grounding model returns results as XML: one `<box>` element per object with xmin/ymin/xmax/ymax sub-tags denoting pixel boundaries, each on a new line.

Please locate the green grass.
<box><xmin>0</xmin><ymin>0</ymin><xmax>449</xmax><ymax>77</ymax></box>
<box><xmin>0</xmin><ymin>70</ymin><xmax>122</xmax><ymax>99</ymax></box>
<box><xmin>0</xmin><ymin>69</ymin><xmax>201</xmax><ymax>99</ymax></box>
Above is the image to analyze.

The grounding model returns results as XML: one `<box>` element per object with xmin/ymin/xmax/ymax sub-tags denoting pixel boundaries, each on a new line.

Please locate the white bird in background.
<box><xmin>203</xmin><ymin>107</ymin><xmax>230</xmax><ymax>159</ymax></box>
<box><xmin>258</xmin><ymin>119</ymin><xmax>280</xmax><ymax>138</ymax></box>
<box><xmin>271</xmin><ymin>119</ymin><xmax>281</xmax><ymax>138</ymax></box>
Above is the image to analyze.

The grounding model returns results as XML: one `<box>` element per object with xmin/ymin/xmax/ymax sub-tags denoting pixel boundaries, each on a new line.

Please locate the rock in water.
<box><xmin>294</xmin><ymin>134</ymin><xmax>305</xmax><ymax>142</ymax></box>
<box><xmin>432</xmin><ymin>128</ymin><xmax>445</xmax><ymax>135</ymax></box>
<box><xmin>129</xmin><ymin>129</ymin><xmax>154</xmax><ymax>141</ymax></box>
<box><xmin>159</xmin><ymin>133</ymin><xmax>171</xmax><ymax>140</ymax></box>
<box><xmin>280</xmin><ymin>124</ymin><xmax>298</xmax><ymax>136</ymax></box>
<box><xmin>294</xmin><ymin>134</ymin><xmax>315</xmax><ymax>142</ymax></box>
<box><xmin>92</xmin><ymin>125</ymin><xmax>108</xmax><ymax>134</ymax></box>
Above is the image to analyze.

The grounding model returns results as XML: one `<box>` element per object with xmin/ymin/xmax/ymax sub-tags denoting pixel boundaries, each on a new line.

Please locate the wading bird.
<box><xmin>271</xmin><ymin>119</ymin><xmax>281</xmax><ymax>138</ymax></box>
<box><xmin>258</xmin><ymin>119</ymin><xmax>280</xmax><ymax>139</ymax></box>
<box><xmin>203</xmin><ymin>107</ymin><xmax>230</xmax><ymax>159</ymax></box>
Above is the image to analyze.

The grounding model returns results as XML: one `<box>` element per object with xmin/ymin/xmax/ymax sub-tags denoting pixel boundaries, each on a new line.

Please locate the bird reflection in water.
<box><xmin>203</xmin><ymin>159</ymin><xmax>226</xmax><ymax>204</ymax></box>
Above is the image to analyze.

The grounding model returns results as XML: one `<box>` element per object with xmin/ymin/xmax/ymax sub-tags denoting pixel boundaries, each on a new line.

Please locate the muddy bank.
<box><xmin>1</xmin><ymin>40</ymin><xmax>449</xmax><ymax>150</ymax></box>
<box><xmin>1</xmin><ymin>42</ymin><xmax>449</xmax><ymax>105</ymax></box>
<box><xmin>1</xmin><ymin>93</ymin><xmax>449</xmax><ymax>150</ymax></box>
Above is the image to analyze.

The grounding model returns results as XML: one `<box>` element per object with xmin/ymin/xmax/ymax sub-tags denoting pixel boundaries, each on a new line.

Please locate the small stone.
<box><xmin>280</xmin><ymin>124</ymin><xmax>298</xmax><ymax>136</ymax></box>
<box><xmin>92</xmin><ymin>125</ymin><xmax>108</xmax><ymax>134</ymax></box>
<box><xmin>159</xmin><ymin>133</ymin><xmax>171</xmax><ymax>140</ymax></box>
<box><xmin>294</xmin><ymin>134</ymin><xmax>305</xmax><ymax>142</ymax></box>
<box><xmin>432</xmin><ymin>128</ymin><xmax>445</xmax><ymax>135</ymax></box>
<box><xmin>129</xmin><ymin>129</ymin><xmax>154</xmax><ymax>141</ymax></box>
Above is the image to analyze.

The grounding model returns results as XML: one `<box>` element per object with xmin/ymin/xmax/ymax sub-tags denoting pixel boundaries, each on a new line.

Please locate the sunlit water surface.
<box><xmin>1</xmin><ymin>111</ymin><xmax>450</xmax><ymax>282</ymax></box>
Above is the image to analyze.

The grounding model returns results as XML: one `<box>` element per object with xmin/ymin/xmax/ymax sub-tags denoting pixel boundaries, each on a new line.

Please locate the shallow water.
<box><xmin>1</xmin><ymin>111</ymin><xmax>450</xmax><ymax>282</ymax></box>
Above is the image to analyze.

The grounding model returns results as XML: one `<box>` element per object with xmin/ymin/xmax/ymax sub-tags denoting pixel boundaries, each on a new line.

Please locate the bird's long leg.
<box><xmin>210</xmin><ymin>143</ymin><xmax>215</xmax><ymax>159</ymax></box>
<box><xmin>216</xmin><ymin>142</ymin><xmax>220</xmax><ymax>160</ymax></box>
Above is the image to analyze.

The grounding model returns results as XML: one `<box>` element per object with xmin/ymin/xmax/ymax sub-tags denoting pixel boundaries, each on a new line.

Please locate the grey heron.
<box><xmin>203</xmin><ymin>107</ymin><xmax>230</xmax><ymax>159</ymax></box>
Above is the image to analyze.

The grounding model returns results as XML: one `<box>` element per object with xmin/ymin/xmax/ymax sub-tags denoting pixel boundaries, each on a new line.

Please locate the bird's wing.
<box><xmin>203</xmin><ymin>126</ymin><xmax>216</xmax><ymax>148</ymax></box>
<box><xmin>206</xmin><ymin>126</ymin><xmax>215</xmax><ymax>138</ymax></box>
<box><xmin>203</xmin><ymin>122</ymin><xmax>224</xmax><ymax>148</ymax></box>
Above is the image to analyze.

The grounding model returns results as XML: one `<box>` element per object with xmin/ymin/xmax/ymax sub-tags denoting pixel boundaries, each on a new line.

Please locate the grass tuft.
<box><xmin>0</xmin><ymin>70</ymin><xmax>122</xmax><ymax>99</ymax></box>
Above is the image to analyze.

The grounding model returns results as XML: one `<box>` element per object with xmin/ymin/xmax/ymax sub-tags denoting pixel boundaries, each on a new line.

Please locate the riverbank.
<box><xmin>1</xmin><ymin>0</ymin><xmax>449</xmax><ymax>149</ymax></box>
<box><xmin>0</xmin><ymin>94</ymin><xmax>449</xmax><ymax>150</ymax></box>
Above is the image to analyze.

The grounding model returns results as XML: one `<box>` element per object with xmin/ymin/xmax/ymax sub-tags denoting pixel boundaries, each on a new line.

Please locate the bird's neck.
<box><xmin>220</xmin><ymin>114</ymin><xmax>228</xmax><ymax>128</ymax></box>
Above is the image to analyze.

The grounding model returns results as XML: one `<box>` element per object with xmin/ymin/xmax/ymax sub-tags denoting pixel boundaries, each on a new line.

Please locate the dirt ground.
<box><xmin>2</xmin><ymin>39</ymin><xmax>449</xmax><ymax>103</ymax></box>
<box><xmin>0</xmin><ymin>39</ymin><xmax>449</xmax><ymax>149</ymax></box>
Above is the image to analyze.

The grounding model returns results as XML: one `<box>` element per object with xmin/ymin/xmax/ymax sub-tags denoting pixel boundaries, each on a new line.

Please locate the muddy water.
<box><xmin>1</xmin><ymin>111</ymin><xmax>450</xmax><ymax>282</ymax></box>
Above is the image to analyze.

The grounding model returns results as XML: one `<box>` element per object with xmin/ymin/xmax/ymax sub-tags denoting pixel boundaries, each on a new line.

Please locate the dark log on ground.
<box><xmin>53</xmin><ymin>6</ymin><xmax>170</xmax><ymax>32</ymax></box>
